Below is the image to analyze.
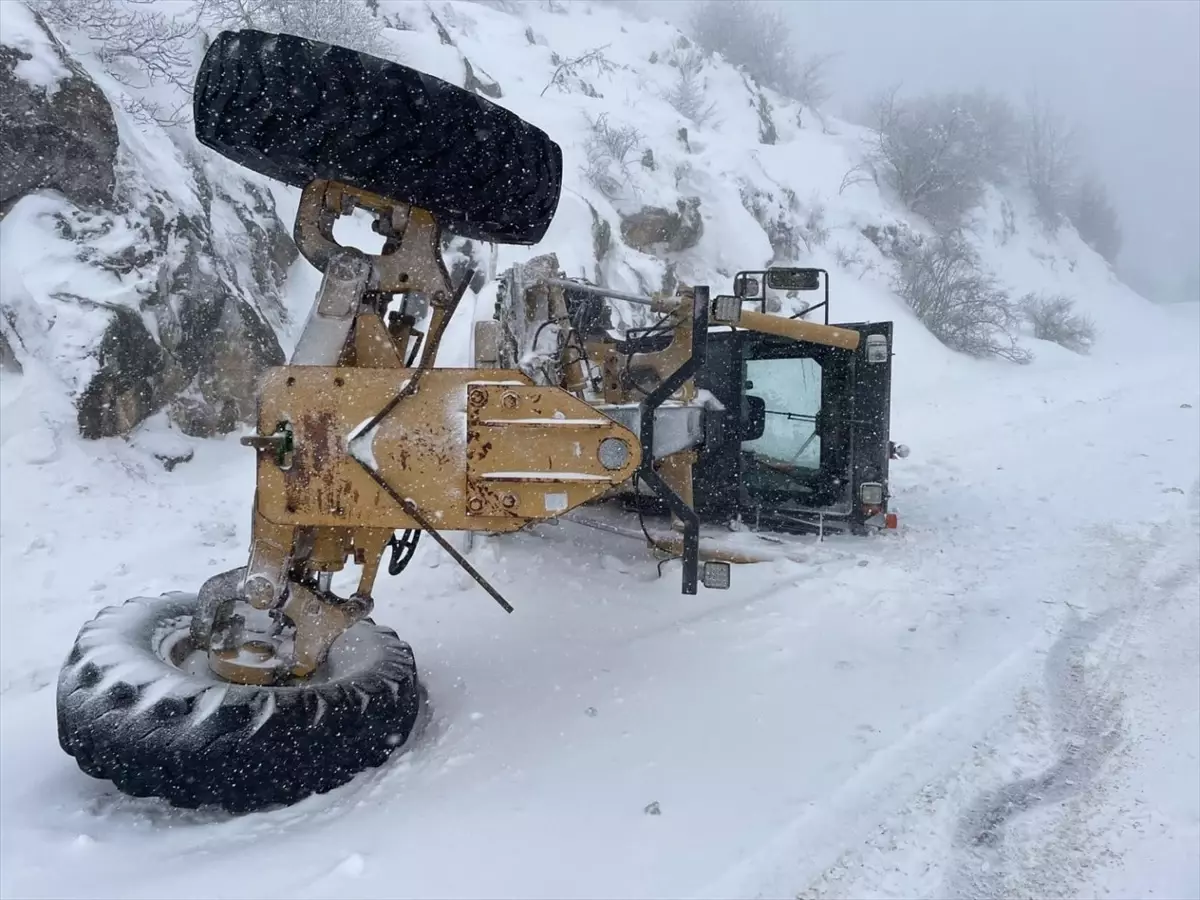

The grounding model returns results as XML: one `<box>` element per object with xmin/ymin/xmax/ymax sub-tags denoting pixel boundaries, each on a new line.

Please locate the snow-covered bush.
<box><xmin>688</xmin><ymin>0</ymin><xmax>830</xmax><ymax>107</ymax></box>
<box><xmin>1068</xmin><ymin>174</ymin><xmax>1122</xmax><ymax>263</ymax></box>
<box><xmin>866</xmin><ymin>89</ymin><xmax>1019</xmax><ymax>232</ymax></box>
<box><xmin>800</xmin><ymin>201</ymin><xmax>829</xmax><ymax>251</ymax></box>
<box><xmin>893</xmin><ymin>236</ymin><xmax>1031</xmax><ymax>362</ymax></box>
<box><xmin>787</xmin><ymin>52</ymin><xmax>834</xmax><ymax>112</ymax></box>
<box><xmin>582</xmin><ymin>112</ymin><xmax>643</xmax><ymax>199</ymax></box>
<box><xmin>663</xmin><ymin>48</ymin><xmax>716</xmax><ymax>127</ymax></box>
<box><xmin>1020</xmin><ymin>293</ymin><xmax>1096</xmax><ymax>354</ymax></box>
<box><xmin>860</xmin><ymin>222</ymin><xmax>924</xmax><ymax>260</ymax></box>
<box><xmin>541</xmin><ymin>44</ymin><xmax>615</xmax><ymax>97</ymax></box>
<box><xmin>29</xmin><ymin>0</ymin><xmax>384</xmax><ymax>125</ymax></box>
<box><xmin>197</xmin><ymin>0</ymin><xmax>384</xmax><ymax>56</ymax></box>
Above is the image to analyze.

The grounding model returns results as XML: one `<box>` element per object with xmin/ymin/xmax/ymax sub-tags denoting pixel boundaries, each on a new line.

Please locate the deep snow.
<box><xmin>2</xmin><ymin>304</ymin><xmax>1196</xmax><ymax>900</ymax></box>
<box><xmin>2</xmin><ymin>1</ymin><xmax>1199</xmax><ymax>897</ymax></box>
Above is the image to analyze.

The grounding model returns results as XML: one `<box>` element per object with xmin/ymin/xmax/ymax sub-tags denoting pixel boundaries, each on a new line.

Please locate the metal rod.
<box><xmin>537</xmin><ymin>277</ymin><xmax>656</xmax><ymax>307</ymax></box>
<box><xmin>419</xmin><ymin>268</ymin><xmax>475</xmax><ymax>368</ymax></box>
<box><xmin>354</xmin><ymin>459</ymin><xmax>514</xmax><ymax>614</ymax></box>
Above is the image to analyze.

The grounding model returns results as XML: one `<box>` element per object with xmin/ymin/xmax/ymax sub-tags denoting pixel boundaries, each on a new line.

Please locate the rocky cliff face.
<box><xmin>0</xmin><ymin>16</ymin><xmax>117</xmax><ymax>216</ymax></box>
<box><xmin>0</xmin><ymin>4</ymin><xmax>295</xmax><ymax>439</ymax></box>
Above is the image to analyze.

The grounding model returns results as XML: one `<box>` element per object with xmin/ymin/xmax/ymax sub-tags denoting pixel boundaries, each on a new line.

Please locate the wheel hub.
<box><xmin>208</xmin><ymin>637</ymin><xmax>286</xmax><ymax>686</ymax></box>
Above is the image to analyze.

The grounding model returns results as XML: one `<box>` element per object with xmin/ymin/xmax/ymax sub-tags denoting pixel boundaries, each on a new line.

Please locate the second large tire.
<box><xmin>193</xmin><ymin>29</ymin><xmax>563</xmax><ymax>246</ymax></box>
<box><xmin>57</xmin><ymin>593</ymin><xmax>424</xmax><ymax>813</ymax></box>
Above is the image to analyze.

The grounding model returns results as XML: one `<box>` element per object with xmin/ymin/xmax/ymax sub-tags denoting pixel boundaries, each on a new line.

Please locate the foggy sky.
<box><xmin>632</xmin><ymin>0</ymin><xmax>1200</xmax><ymax>302</ymax></box>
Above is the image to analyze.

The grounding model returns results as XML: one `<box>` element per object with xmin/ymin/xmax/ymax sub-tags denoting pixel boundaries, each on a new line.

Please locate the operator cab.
<box><xmin>693</xmin><ymin>268</ymin><xmax>896</xmax><ymax>535</ymax></box>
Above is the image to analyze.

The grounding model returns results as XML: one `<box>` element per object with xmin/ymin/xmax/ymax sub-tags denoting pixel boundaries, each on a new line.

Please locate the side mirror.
<box><xmin>734</xmin><ymin>275</ymin><xmax>761</xmax><ymax>299</ymax></box>
<box><xmin>766</xmin><ymin>268</ymin><xmax>822</xmax><ymax>291</ymax></box>
<box><xmin>743</xmin><ymin>395</ymin><xmax>766</xmax><ymax>441</ymax></box>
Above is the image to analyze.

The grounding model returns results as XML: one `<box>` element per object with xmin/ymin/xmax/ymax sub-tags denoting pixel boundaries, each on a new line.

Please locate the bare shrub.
<box><xmin>996</xmin><ymin>198</ymin><xmax>1017</xmax><ymax>246</ymax></box>
<box><xmin>1068</xmin><ymin>174</ymin><xmax>1121</xmax><ymax>263</ymax></box>
<box><xmin>198</xmin><ymin>0</ymin><xmax>384</xmax><ymax>55</ymax></box>
<box><xmin>541</xmin><ymin>45</ymin><xmax>616</xmax><ymax>97</ymax></box>
<box><xmin>1020</xmin><ymin>293</ymin><xmax>1096</xmax><ymax>353</ymax></box>
<box><xmin>38</xmin><ymin>0</ymin><xmax>388</xmax><ymax>125</ymax></box>
<box><xmin>866</xmin><ymin>88</ymin><xmax>1019</xmax><ymax>231</ymax></box>
<box><xmin>1023</xmin><ymin>91</ymin><xmax>1077</xmax><ymax>229</ymax></box>
<box><xmin>790</xmin><ymin>52</ymin><xmax>835</xmax><ymax>110</ymax></box>
<box><xmin>30</xmin><ymin>0</ymin><xmax>198</xmax><ymax>124</ymax></box>
<box><xmin>800</xmin><ymin>200</ymin><xmax>829</xmax><ymax>250</ymax></box>
<box><xmin>582</xmin><ymin>113</ymin><xmax>643</xmax><ymax>199</ymax></box>
<box><xmin>689</xmin><ymin>0</ymin><xmax>831</xmax><ymax>106</ymax></box>
<box><xmin>893</xmin><ymin>236</ymin><xmax>1031</xmax><ymax>362</ymax></box>
<box><xmin>664</xmin><ymin>49</ymin><xmax>716</xmax><ymax>126</ymax></box>
<box><xmin>961</xmin><ymin>89</ymin><xmax>1021</xmax><ymax>181</ymax></box>
<box><xmin>833</xmin><ymin>243</ymin><xmax>876</xmax><ymax>280</ymax></box>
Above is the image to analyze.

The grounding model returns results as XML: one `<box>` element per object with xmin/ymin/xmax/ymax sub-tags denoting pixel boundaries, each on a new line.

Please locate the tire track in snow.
<box><xmin>692</xmin><ymin>624</ymin><xmax>1058</xmax><ymax>900</ymax></box>
<box><xmin>786</xmin><ymin>486</ymin><xmax>1199</xmax><ymax>900</ymax></box>
<box><xmin>946</xmin><ymin>500</ymin><xmax>1200</xmax><ymax>899</ymax></box>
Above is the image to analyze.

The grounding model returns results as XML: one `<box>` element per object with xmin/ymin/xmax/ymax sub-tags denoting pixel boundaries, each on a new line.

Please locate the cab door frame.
<box><xmin>693</xmin><ymin>321</ymin><xmax>894</xmax><ymax>535</ymax></box>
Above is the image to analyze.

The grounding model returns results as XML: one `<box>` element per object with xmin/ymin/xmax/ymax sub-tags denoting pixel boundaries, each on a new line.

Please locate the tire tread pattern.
<box><xmin>57</xmin><ymin>595</ymin><xmax>422</xmax><ymax>813</ymax></box>
<box><xmin>193</xmin><ymin>29</ymin><xmax>563</xmax><ymax>246</ymax></box>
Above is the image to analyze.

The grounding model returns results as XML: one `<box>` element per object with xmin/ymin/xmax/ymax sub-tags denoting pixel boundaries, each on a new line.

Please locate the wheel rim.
<box><xmin>154</xmin><ymin>605</ymin><xmax>381</xmax><ymax>688</ymax></box>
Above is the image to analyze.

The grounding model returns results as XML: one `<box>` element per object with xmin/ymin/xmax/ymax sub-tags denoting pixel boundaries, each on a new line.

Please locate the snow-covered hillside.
<box><xmin>2</xmin><ymin>2</ymin><xmax>1198</xmax><ymax>899</ymax></box>
<box><xmin>1</xmin><ymin>0</ymin><xmax>1177</xmax><ymax>434</ymax></box>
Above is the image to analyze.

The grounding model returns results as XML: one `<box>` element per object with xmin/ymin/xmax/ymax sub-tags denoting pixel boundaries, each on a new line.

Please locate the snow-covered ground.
<box><xmin>2</xmin><ymin>1</ymin><xmax>1199</xmax><ymax>897</ymax></box>
<box><xmin>2</xmin><ymin>305</ymin><xmax>1197</xmax><ymax>900</ymax></box>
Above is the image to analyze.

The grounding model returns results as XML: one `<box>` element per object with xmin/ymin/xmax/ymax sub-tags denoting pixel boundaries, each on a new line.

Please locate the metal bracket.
<box><xmin>342</xmin><ymin>269</ymin><xmax>516</xmax><ymax>615</ymax></box>
<box><xmin>635</xmin><ymin>286</ymin><xmax>710</xmax><ymax>595</ymax></box>
<box><xmin>293</xmin><ymin>179</ymin><xmax>452</xmax><ymax>298</ymax></box>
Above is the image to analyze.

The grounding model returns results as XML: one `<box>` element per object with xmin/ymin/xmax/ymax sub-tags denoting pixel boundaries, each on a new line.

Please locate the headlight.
<box><xmin>865</xmin><ymin>333</ymin><xmax>888</xmax><ymax>363</ymax></box>
<box><xmin>860</xmin><ymin>482</ymin><xmax>884</xmax><ymax>505</ymax></box>
<box><xmin>711</xmin><ymin>295</ymin><xmax>742</xmax><ymax>325</ymax></box>
<box><xmin>701</xmin><ymin>560</ymin><xmax>731</xmax><ymax>590</ymax></box>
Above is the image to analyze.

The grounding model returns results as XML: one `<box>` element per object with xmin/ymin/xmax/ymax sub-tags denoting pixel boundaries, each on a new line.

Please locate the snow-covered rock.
<box><xmin>0</xmin><ymin>3</ymin><xmax>295</xmax><ymax>440</ymax></box>
<box><xmin>0</xmin><ymin>4</ymin><xmax>117</xmax><ymax>213</ymax></box>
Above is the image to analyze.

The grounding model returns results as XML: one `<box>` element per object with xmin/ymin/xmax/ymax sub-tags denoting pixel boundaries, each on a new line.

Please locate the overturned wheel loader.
<box><xmin>56</xmin><ymin>29</ymin><xmax>901</xmax><ymax>814</ymax></box>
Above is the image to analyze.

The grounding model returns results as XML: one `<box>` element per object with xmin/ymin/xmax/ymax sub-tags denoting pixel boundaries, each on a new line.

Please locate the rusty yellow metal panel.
<box><xmin>254</xmin><ymin>368</ymin><xmax>640</xmax><ymax>530</ymax></box>
<box><xmin>464</xmin><ymin>383</ymin><xmax>640</xmax><ymax>518</ymax></box>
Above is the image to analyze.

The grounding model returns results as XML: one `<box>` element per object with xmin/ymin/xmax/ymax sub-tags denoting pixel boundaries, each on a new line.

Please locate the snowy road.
<box><xmin>1</xmin><ymin>308</ymin><xmax>1197</xmax><ymax>900</ymax></box>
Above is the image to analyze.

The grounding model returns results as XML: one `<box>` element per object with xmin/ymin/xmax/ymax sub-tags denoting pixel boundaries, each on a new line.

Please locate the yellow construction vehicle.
<box><xmin>55</xmin><ymin>30</ymin><xmax>901</xmax><ymax>813</ymax></box>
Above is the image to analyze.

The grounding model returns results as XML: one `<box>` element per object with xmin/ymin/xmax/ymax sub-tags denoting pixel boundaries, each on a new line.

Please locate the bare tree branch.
<box><xmin>541</xmin><ymin>44</ymin><xmax>615</xmax><ymax>97</ymax></box>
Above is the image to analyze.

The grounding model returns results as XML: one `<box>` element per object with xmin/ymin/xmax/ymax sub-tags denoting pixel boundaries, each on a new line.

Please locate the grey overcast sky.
<box><xmin>629</xmin><ymin>0</ymin><xmax>1200</xmax><ymax>302</ymax></box>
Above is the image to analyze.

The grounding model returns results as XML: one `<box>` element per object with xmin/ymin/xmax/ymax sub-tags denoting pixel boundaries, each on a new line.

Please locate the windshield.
<box><xmin>742</xmin><ymin>356</ymin><xmax>822</xmax><ymax>471</ymax></box>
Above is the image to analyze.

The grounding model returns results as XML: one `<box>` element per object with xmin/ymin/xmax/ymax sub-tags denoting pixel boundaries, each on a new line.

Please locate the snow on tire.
<box><xmin>57</xmin><ymin>593</ymin><xmax>423</xmax><ymax>813</ymax></box>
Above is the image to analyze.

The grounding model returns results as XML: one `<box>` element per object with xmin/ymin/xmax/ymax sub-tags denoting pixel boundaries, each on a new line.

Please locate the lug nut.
<box><xmin>243</xmin><ymin>574</ymin><xmax>276</xmax><ymax>607</ymax></box>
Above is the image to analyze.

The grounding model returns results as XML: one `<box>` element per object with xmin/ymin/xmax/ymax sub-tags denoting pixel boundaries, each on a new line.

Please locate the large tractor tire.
<box><xmin>57</xmin><ymin>594</ymin><xmax>424</xmax><ymax>814</ymax></box>
<box><xmin>193</xmin><ymin>28</ymin><xmax>563</xmax><ymax>246</ymax></box>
